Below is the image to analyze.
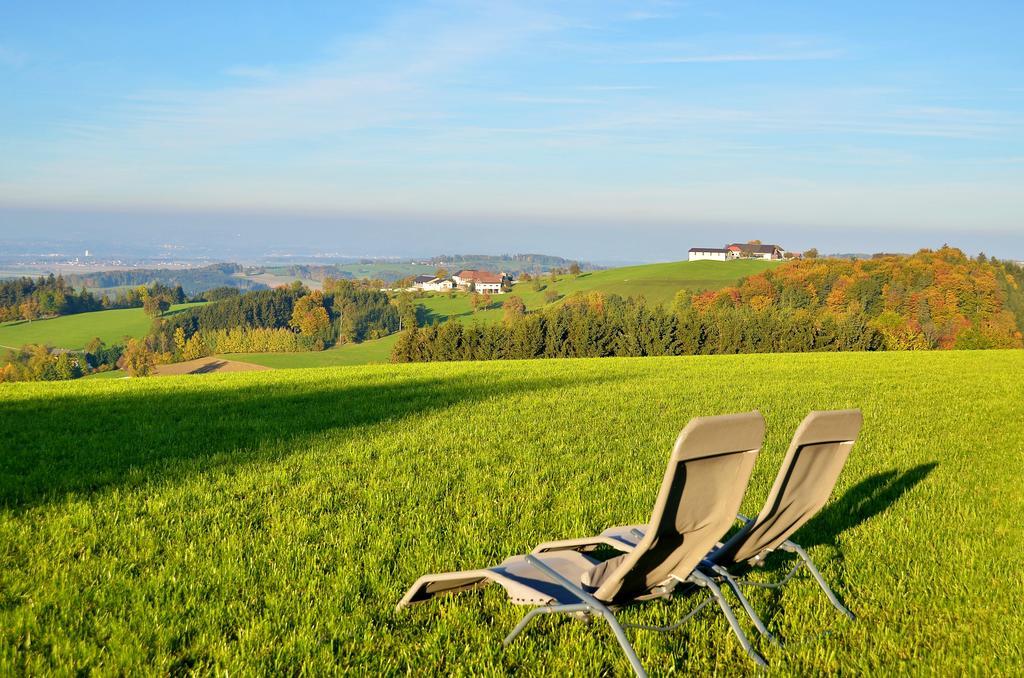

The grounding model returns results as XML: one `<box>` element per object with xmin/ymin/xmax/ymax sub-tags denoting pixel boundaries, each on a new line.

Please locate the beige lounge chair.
<box><xmin>550</xmin><ymin>410</ymin><xmax>863</xmax><ymax>645</ymax></box>
<box><xmin>398</xmin><ymin>411</ymin><xmax>767</xmax><ymax>676</ymax></box>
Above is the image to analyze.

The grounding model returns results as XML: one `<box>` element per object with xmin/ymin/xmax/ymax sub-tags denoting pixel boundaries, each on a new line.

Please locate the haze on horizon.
<box><xmin>1</xmin><ymin>1</ymin><xmax>1022</xmax><ymax>260</ymax></box>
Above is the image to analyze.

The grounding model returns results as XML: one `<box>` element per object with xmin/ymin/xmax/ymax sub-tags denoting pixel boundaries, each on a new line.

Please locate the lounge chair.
<box><xmin>398</xmin><ymin>411</ymin><xmax>768</xmax><ymax>677</ymax></box>
<box><xmin>554</xmin><ymin>409</ymin><xmax>863</xmax><ymax>645</ymax></box>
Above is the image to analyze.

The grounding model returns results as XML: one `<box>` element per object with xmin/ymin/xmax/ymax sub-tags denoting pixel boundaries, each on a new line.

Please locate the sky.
<box><xmin>1</xmin><ymin>0</ymin><xmax>1022</xmax><ymax>261</ymax></box>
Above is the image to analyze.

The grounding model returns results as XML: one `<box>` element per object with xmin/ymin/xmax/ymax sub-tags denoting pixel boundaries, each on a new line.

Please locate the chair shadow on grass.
<box><xmin>749</xmin><ymin>462</ymin><xmax>936</xmax><ymax>631</ymax></box>
<box><xmin>0</xmin><ymin>370</ymin><xmax>622</xmax><ymax>512</ymax></box>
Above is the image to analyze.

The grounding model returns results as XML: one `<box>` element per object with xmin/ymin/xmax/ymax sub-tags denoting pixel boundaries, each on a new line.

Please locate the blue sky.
<box><xmin>1</xmin><ymin>1</ymin><xmax>1022</xmax><ymax>260</ymax></box>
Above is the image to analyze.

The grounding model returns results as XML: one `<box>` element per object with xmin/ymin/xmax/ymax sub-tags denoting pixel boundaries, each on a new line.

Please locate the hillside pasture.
<box><xmin>0</xmin><ymin>303</ymin><xmax>205</xmax><ymax>351</ymax></box>
<box><xmin>1</xmin><ymin>350</ymin><xmax>1022</xmax><ymax>674</ymax></box>
<box><xmin>417</xmin><ymin>259</ymin><xmax>779</xmax><ymax>325</ymax></box>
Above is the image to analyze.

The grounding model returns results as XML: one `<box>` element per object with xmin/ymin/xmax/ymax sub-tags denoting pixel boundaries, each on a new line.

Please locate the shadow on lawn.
<box><xmin>798</xmin><ymin>462</ymin><xmax>937</xmax><ymax>549</ymax></box>
<box><xmin>0</xmin><ymin>371</ymin><xmax>617</xmax><ymax>511</ymax></box>
<box><xmin>748</xmin><ymin>462</ymin><xmax>936</xmax><ymax>631</ymax></box>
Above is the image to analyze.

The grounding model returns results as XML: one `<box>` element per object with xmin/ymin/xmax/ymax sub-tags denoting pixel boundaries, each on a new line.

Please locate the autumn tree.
<box><xmin>19</xmin><ymin>298</ymin><xmax>40</xmax><ymax>322</ymax></box>
<box><xmin>183</xmin><ymin>333</ymin><xmax>208</xmax><ymax>360</ymax></box>
<box><xmin>435</xmin><ymin>267</ymin><xmax>449</xmax><ymax>279</ymax></box>
<box><xmin>502</xmin><ymin>295</ymin><xmax>526</xmax><ymax>322</ymax></box>
<box><xmin>569</xmin><ymin>262</ymin><xmax>581</xmax><ymax>276</ymax></box>
<box><xmin>804</xmin><ymin>248</ymin><xmax>819</xmax><ymax>259</ymax></box>
<box><xmin>544</xmin><ymin>289</ymin><xmax>560</xmax><ymax>304</ymax></box>
<box><xmin>470</xmin><ymin>293</ymin><xmax>486</xmax><ymax>313</ymax></box>
<box><xmin>121</xmin><ymin>338</ymin><xmax>156</xmax><ymax>377</ymax></box>
<box><xmin>290</xmin><ymin>292</ymin><xmax>331</xmax><ymax>337</ymax></box>
<box><xmin>173</xmin><ymin>327</ymin><xmax>187</xmax><ymax>357</ymax></box>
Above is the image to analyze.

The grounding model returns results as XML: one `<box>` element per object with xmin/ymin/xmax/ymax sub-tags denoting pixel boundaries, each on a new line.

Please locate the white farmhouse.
<box><xmin>453</xmin><ymin>269</ymin><xmax>506</xmax><ymax>294</ymax></box>
<box><xmin>688</xmin><ymin>247</ymin><xmax>731</xmax><ymax>262</ymax></box>
<box><xmin>412</xmin><ymin>275</ymin><xmax>454</xmax><ymax>292</ymax></box>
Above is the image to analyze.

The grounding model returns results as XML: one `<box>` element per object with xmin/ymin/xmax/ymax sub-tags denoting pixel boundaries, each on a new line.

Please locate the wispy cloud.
<box><xmin>576</xmin><ymin>84</ymin><xmax>657</xmax><ymax>91</ymax></box>
<box><xmin>630</xmin><ymin>50</ymin><xmax>842</xmax><ymax>64</ymax></box>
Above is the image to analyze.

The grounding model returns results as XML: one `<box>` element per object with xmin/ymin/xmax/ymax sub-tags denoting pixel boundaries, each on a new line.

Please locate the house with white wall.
<box><xmin>689</xmin><ymin>243</ymin><xmax>787</xmax><ymax>261</ymax></box>
<box><xmin>688</xmin><ymin>247</ymin><xmax>731</xmax><ymax>262</ymax></box>
<box><xmin>453</xmin><ymin>269</ymin><xmax>506</xmax><ymax>294</ymax></box>
<box><xmin>412</xmin><ymin>275</ymin><xmax>454</xmax><ymax>292</ymax></box>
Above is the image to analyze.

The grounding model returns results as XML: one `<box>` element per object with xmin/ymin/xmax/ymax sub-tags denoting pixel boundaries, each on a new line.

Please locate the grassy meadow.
<box><xmin>0</xmin><ymin>303</ymin><xmax>204</xmax><ymax>351</ymax></box>
<box><xmin>1</xmin><ymin>349</ymin><xmax>1022</xmax><ymax>674</ymax></box>
<box><xmin>418</xmin><ymin>259</ymin><xmax>779</xmax><ymax>325</ymax></box>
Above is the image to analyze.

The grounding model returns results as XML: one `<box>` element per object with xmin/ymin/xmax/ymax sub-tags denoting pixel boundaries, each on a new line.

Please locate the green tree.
<box><xmin>54</xmin><ymin>352</ymin><xmax>82</xmax><ymax>380</ymax></box>
<box><xmin>804</xmin><ymin>248</ymin><xmax>819</xmax><ymax>259</ymax></box>
<box><xmin>143</xmin><ymin>294</ymin><xmax>170</xmax><ymax>318</ymax></box>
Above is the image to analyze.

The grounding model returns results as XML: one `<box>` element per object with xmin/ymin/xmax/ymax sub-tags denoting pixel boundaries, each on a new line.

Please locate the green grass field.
<box><xmin>0</xmin><ymin>303</ymin><xmax>205</xmax><ymax>351</ymax></box>
<box><xmin>2</xmin><ymin>350</ymin><xmax>1022</xmax><ymax>674</ymax></box>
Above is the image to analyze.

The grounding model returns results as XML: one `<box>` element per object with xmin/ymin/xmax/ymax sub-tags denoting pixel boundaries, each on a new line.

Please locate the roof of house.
<box><xmin>413</xmin><ymin>275</ymin><xmax>436</xmax><ymax>284</ymax></box>
<box><xmin>727</xmin><ymin>243</ymin><xmax>782</xmax><ymax>254</ymax></box>
<box><xmin>456</xmin><ymin>270</ymin><xmax>504</xmax><ymax>284</ymax></box>
<box><xmin>689</xmin><ymin>247</ymin><xmax>730</xmax><ymax>253</ymax></box>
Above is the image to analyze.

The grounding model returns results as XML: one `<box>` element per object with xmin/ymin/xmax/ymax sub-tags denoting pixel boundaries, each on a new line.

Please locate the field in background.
<box><xmin>0</xmin><ymin>302</ymin><xmax>205</xmax><ymax>350</ymax></box>
<box><xmin>2</xmin><ymin>350</ymin><xmax>1021</xmax><ymax>674</ymax></box>
<box><xmin>233</xmin><ymin>272</ymin><xmax>323</xmax><ymax>291</ymax></box>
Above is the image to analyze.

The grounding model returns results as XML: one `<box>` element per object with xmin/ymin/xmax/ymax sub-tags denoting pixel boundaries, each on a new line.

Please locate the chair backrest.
<box><xmin>710</xmin><ymin>409</ymin><xmax>862</xmax><ymax>567</ymax></box>
<box><xmin>584</xmin><ymin>411</ymin><xmax>765</xmax><ymax>604</ymax></box>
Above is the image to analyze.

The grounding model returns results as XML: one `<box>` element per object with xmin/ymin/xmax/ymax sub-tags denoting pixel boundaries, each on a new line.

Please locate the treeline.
<box><xmin>0</xmin><ymin>338</ymin><xmax>124</xmax><ymax>383</ymax></box>
<box><xmin>393</xmin><ymin>247</ymin><xmax>1024</xmax><ymax>363</ymax></box>
<box><xmin>149</xmin><ymin>278</ymin><xmax>400</xmax><ymax>357</ymax></box>
<box><xmin>0</xmin><ymin>275</ymin><xmax>186</xmax><ymax>322</ymax></box>
<box><xmin>65</xmin><ymin>263</ymin><xmax>266</xmax><ymax>295</ymax></box>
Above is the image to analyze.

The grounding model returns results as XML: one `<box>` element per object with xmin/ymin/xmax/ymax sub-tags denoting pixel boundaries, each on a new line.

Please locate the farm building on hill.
<box><xmin>452</xmin><ymin>270</ymin><xmax>507</xmax><ymax>294</ymax></box>
<box><xmin>726</xmin><ymin>243</ymin><xmax>786</xmax><ymax>260</ymax></box>
<box><xmin>687</xmin><ymin>247</ymin><xmax>731</xmax><ymax>262</ymax></box>
<box><xmin>689</xmin><ymin>243</ymin><xmax>787</xmax><ymax>261</ymax></box>
<box><xmin>412</xmin><ymin>275</ymin><xmax>454</xmax><ymax>292</ymax></box>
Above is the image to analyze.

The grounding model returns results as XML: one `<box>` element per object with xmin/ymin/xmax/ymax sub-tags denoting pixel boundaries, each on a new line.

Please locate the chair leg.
<box><xmin>711</xmin><ymin>565</ymin><xmax>781</xmax><ymax>648</ymax></box>
<box><xmin>595</xmin><ymin>607</ymin><xmax>649</xmax><ymax>678</ymax></box>
<box><xmin>503</xmin><ymin>603</ymin><xmax>647</xmax><ymax>678</ymax></box>
<box><xmin>782</xmin><ymin>541</ymin><xmax>855</xmax><ymax>620</ymax></box>
<box><xmin>503</xmin><ymin>603</ymin><xmax>590</xmax><ymax>646</ymax></box>
<box><xmin>689</xmin><ymin>571</ymin><xmax>768</xmax><ymax>667</ymax></box>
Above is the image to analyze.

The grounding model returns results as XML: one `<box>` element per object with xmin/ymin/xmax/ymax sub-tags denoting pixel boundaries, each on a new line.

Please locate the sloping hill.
<box><xmin>1</xmin><ymin>350</ymin><xmax>1021</xmax><ymax>674</ymax></box>
<box><xmin>419</xmin><ymin>259</ymin><xmax>778</xmax><ymax>324</ymax></box>
<box><xmin>0</xmin><ymin>303</ymin><xmax>205</xmax><ymax>350</ymax></box>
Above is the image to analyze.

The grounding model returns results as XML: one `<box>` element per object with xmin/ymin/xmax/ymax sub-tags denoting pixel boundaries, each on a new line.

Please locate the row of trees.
<box><xmin>0</xmin><ymin>337</ymin><xmax>125</xmax><ymax>383</ymax></box>
<box><xmin>0</xmin><ymin>274</ymin><xmax>186</xmax><ymax>322</ymax></box>
<box><xmin>392</xmin><ymin>296</ymin><xmax>888</xmax><ymax>362</ymax></box>
<box><xmin>393</xmin><ymin>248</ymin><xmax>1024</xmax><ymax>363</ymax></box>
<box><xmin>148</xmin><ymin>280</ymin><xmax>401</xmax><ymax>362</ymax></box>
